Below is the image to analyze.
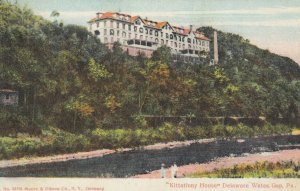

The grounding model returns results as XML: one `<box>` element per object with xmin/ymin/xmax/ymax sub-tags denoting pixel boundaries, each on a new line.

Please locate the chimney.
<box><xmin>96</xmin><ymin>12</ymin><xmax>100</xmax><ymax>19</ymax></box>
<box><xmin>214</xmin><ymin>31</ymin><xmax>219</xmax><ymax>65</ymax></box>
<box><xmin>189</xmin><ymin>25</ymin><xmax>193</xmax><ymax>32</ymax></box>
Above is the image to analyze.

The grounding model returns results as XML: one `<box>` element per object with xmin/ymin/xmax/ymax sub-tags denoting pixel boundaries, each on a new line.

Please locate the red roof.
<box><xmin>99</xmin><ymin>12</ymin><xmax>115</xmax><ymax>19</ymax></box>
<box><xmin>196</xmin><ymin>36</ymin><xmax>210</xmax><ymax>41</ymax></box>
<box><xmin>89</xmin><ymin>12</ymin><xmax>210</xmax><ymax>40</ymax></box>
<box><xmin>194</xmin><ymin>31</ymin><xmax>211</xmax><ymax>41</ymax></box>
<box><xmin>183</xmin><ymin>28</ymin><xmax>191</xmax><ymax>35</ymax></box>
<box><xmin>130</xmin><ymin>16</ymin><xmax>139</xmax><ymax>22</ymax></box>
<box><xmin>154</xmin><ymin>22</ymin><xmax>166</xmax><ymax>29</ymax></box>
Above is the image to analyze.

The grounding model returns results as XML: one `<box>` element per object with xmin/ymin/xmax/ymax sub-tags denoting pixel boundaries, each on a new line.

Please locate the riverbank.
<box><xmin>0</xmin><ymin>138</ymin><xmax>215</xmax><ymax>168</ymax></box>
<box><xmin>1</xmin><ymin>124</ymin><xmax>297</xmax><ymax>161</ymax></box>
<box><xmin>1</xmin><ymin>135</ymin><xmax>299</xmax><ymax>177</ymax></box>
<box><xmin>132</xmin><ymin>149</ymin><xmax>300</xmax><ymax>178</ymax></box>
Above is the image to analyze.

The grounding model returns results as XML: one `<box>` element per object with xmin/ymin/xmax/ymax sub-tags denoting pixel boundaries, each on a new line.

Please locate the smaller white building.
<box><xmin>88</xmin><ymin>12</ymin><xmax>210</xmax><ymax>58</ymax></box>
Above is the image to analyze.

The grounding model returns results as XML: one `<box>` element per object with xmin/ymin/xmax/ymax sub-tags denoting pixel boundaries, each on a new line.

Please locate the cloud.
<box><xmin>130</xmin><ymin>7</ymin><xmax>300</xmax><ymax>17</ymax></box>
<box><xmin>201</xmin><ymin>19</ymin><xmax>300</xmax><ymax>27</ymax></box>
<box><xmin>37</xmin><ymin>11</ymin><xmax>95</xmax><ymax>19</ymax></box>
<box><xmin>38</xmin><ymin>9</ymin><xmax>300</xmax><ymax>28</ymax></box>
<box><xmin>38</xmin><ymin>6</ymin><xmax>300</xmax><ymax>19</ymax></box>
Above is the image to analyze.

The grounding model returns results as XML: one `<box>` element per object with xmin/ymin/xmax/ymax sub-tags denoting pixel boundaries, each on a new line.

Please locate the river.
<box><xmin>0</xmin><ymin>135</ymin><xmax>299</xmax><ymax>177</ymax></box>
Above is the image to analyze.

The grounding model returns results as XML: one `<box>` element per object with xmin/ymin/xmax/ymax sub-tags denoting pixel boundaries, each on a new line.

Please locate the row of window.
<box><xmin>94</xmin><ymin>28</ymin><xmax>209</xmax><ymax>46</ymax></box>
<box><xmin>93</xmin><ymin>20</ymin><xmax>208</xmax><ymax>45</ymax></box>
<box><xmin>102</xmin><ymin>37</ymin><xmax>209</xmax><ymax>54</ymax></box>
<box><xmin>101</xmin><ymin>35</ymin><xmax>207</xmax><ymax>51</ymax></box>
<box><xmin>96</xmin><ymin>30</ymin><xmax>208</xmax><ymax>49</ymax></box>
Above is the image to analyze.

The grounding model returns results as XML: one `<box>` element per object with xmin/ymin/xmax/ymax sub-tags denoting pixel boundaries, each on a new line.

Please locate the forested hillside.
<box><xmin>0</xmin><ymin>1</ymin><xmax>300</xmax><ymax>159</ymax></box>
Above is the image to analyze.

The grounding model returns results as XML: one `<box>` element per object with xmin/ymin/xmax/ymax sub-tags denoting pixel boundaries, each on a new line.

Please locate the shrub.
<box><xmin>0</xmin><ymin>109</ymin><xmax>31</xmax><ymax>136</ymax></box>
<box><xmin>0</xmin><ymin>137</ymin><xmax>42</xmax><ymax>159</ymax></box>
<box><xmin>133</xmin><ymin>115</ymin><xmax>148</xmax><ymax>128</ymax></box>
<box><xmin>0</xmin><ymin>123</ymin><xmax>296</xmax><ymax>160</ymax></box>
<box><xmin>188</xmin><ymin>160</ymin><xmax>300</xmax><ymax>178</ymax></box>
<box><xmin>52</xmin><ymin>132</ymin><xmax>89</xmax><ymax>153</ymax></box>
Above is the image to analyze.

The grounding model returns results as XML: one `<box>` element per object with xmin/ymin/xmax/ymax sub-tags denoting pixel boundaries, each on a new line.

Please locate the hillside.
<box><xmin>0</xmin><ymin>1</ymin><xmax>300</xmax><ymax>159</ymax></box>
<box><xmin>198</xmin><ymin>26</ymin><xmax>300</xmax><ymax>80</ymax></box>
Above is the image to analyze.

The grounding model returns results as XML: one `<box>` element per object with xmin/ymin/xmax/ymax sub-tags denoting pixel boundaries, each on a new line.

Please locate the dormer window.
<box><xmin>135</xmin><ymin>19</ymin><xmax>141</xmax><ymax>25</ymax></box>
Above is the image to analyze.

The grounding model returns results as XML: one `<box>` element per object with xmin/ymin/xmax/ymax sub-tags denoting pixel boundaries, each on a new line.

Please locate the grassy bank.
<box><xmin>0</xmin><ymin>123</ymin><xmax>297</xmax><ymax>160</ymax></box>
<box><xmin>188</xmin><ymin>160</ymin><xmax>300</xmax><ymax>178</ymax></box>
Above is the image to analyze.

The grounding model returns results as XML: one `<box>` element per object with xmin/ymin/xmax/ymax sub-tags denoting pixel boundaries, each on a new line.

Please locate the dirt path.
<box><xmin>132</xmin><ymin>149</ymin><xmax>300</xmax><ymax>178</ymax></box>
<box><xmin>0</xmin><ymin>138</ymin><xmax>215</xmax><ymax>168</ymax></box>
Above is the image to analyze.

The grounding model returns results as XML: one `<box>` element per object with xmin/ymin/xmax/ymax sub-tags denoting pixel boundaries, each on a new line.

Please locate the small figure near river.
<box><xmin>171</xmin><ymin>162</ymin><xmax>178</xmax><ymax>178</ymax></box>
<box><xmin>160</xmin><ymin>163</ymin><xmax>166</xmax><ymax>178</ymax></box>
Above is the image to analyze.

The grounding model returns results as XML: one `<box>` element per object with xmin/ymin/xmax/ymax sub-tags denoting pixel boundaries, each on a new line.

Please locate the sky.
<box><xmin>13</xmin><ymin>0</ymin><xmax>300</xmax><ymax>64</ymax></box>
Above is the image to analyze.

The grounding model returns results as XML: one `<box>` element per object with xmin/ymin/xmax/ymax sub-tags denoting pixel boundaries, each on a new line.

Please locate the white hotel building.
<box><xmin>88</xmin><ymin>12</ymin><xmax>210</xmax><ymax>59</ymax></box>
